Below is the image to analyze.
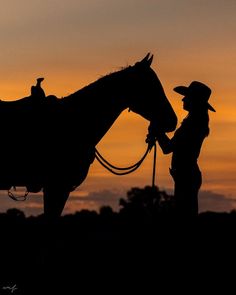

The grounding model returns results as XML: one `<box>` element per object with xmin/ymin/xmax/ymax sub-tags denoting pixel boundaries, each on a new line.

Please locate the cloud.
<box><xmin>0</xmin><ymin>188</ymin><xmax>235</xmax><ymax>217</ymax></box>
<box><xmin>0</xmin><ymin>188</ymin><xmax>125</xmax><ymax>216</ymax></box>
<box><xmin>0</xmin><ymin>190</ymin><xmax>44</xmax><ymax>217</ymax></box>
<box><xmin>65</xmin><ymin>189</ymin><xmax>124</xmax><ymax>214</ymax></box>
<box><xmin>0</xmin><ymin>188</ymin><xmax>124</xmax><ymax>216</ymax></box>
<box><xmin>199</xmin><ymin>191</ymin><xmax>236</xmax><ymax>213</ymax></box>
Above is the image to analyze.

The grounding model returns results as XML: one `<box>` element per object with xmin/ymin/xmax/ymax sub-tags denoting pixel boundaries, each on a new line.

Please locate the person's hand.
<box><xmin>155</xmin><ymin>130</ymin><xmax>166</xmax><ymax>139</ymax></box>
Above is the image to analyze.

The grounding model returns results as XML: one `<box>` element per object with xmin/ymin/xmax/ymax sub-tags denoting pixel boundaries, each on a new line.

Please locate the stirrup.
<box><xmin>8</xmin><ymin>186</ymin><xmax>29</xmax><ymax>201</ymax></box>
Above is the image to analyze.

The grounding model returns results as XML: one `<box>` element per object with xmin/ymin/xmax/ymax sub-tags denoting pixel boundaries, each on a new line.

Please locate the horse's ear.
<box><xmin>137</xmin><ymin>53</ymin><xmax>153</xmax><ymax>67</ymax></box>
<box><xmin>146</xmin><ymin>54</ymin><xmax>153</xmax><ymax>67</ymax></box>
<box><xmin>140</xmin><ymin>53</ymin><xmax>151</xmax><ymax>63</ymax></box>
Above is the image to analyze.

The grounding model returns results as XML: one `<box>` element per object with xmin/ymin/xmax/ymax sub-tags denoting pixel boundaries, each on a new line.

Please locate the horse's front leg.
<box><xmin>43</xmin><ymin>186</ymin><xmax>70</xmax><ymax>219</ymax></box>
<box><xmin>43</xmin><ymin>162</ymin><xmax>91</xmax><ymax>219</ymax></box>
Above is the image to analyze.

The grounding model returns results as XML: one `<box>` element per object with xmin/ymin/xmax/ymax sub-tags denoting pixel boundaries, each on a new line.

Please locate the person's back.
<box><xmin>171</xmin><ymin>113</ymin><xmax>208</xmax><ymax>171</ymax></box>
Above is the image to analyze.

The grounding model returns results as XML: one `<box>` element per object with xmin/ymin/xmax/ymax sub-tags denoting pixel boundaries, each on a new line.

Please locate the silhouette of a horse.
<box><xmin>0</xmin><ymin>53</ymin><xmax>177</xmax><ymax>218</ymax></box>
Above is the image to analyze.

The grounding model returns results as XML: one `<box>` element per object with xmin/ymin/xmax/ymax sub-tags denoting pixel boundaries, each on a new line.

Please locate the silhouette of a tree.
<box><xmin>6</xmin><ymin>208</ymin><xmax>26</xmax><ymax>219</ymax></box>
<box><xmin>119</xmin><ymin>186</ymin><xmax>174</xmax><ymax>220</ymax></box>
<box><xmin>99</xmin><ymin>205</ymin><xmax>114</xmax><ymax>217</ymax></box>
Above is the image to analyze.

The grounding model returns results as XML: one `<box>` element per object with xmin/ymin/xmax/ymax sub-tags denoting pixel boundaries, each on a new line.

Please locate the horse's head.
<box><xmin>126</xmin><ymin>53</ymin><xmax>177</xmax><ymax>133</ymax></box>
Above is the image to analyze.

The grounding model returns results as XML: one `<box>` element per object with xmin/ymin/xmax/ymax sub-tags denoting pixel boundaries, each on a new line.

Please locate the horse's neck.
<box><xmin>64</xmin><ymin>80</ymin><xmax>127</xmax><ymax>146</ymax></box>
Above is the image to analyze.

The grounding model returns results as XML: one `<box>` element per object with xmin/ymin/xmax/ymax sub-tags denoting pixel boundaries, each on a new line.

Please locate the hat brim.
<box><xmin>207</xmin><ymin>103</ymin><xmax>216</xmax><ymax>112</ymax></box>
<box><xmin>173</xmin><ymin>86</ymin><xmax>189</xmax><ymax>95</ymax></box>
<box><xmin>173</xmin><ymin>86</ymin><xmax>216</xmax><ymax>112</ymax></box>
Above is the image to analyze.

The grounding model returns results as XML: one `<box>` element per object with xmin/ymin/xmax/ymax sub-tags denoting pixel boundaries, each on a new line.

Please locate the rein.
<box><xmin>7</xmin><ymin>143</ymin><xmax>157</xmax><ymax>202</ymax></box>
<box><xmin>95</xmin><ymin>142</ymin><xmax>157</xmax><ymax>187</ymax></box>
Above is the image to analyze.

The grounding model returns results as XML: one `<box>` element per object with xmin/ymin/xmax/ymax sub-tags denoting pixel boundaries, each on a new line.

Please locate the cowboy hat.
<box><xmin>174</xmin><ymin>81</ymin><xmax>216</xmax><ymax>112</ymax></box>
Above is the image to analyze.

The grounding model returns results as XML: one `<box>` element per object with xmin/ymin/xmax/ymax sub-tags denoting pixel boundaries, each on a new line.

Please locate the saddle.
<box><xmin>0</xmin><ymin>93</ymin><xmax>59</xmax><ymax>194</ymax></box>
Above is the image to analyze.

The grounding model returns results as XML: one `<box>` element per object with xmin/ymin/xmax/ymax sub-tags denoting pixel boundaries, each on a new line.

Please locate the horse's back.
<box><xmin>0</xmin><ymin>94</ymin><xmax>59</xmax><ymax>131</ymax></box>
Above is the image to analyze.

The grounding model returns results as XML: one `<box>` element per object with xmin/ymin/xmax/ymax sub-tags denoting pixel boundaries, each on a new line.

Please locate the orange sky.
<box><xmin>0</xmin><ymin>0</ymin><xmax>236</xmax><ymax>215</ymax></box>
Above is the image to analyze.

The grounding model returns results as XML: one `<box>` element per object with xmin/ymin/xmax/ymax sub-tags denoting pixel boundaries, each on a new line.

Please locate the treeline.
<box><xmin>1</xmin><ymin>185</ymin><xmax>236</xmax><ymax>226</ymax></box>
<box><xmin>1</xmin><ymin>186</ymin><xmax>236</xmax><ymax>238</ymax></box>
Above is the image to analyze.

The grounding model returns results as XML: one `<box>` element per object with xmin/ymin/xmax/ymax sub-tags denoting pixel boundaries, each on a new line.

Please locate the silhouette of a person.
<box><xmin>31</xmin><ymin>77</ymin><xmax>45</xmax><ymax>100</ymax></box>
<box><xmin>147</xmin><ymin>81</ymin><xmax>215</xmax><ymax>217</ymax></box>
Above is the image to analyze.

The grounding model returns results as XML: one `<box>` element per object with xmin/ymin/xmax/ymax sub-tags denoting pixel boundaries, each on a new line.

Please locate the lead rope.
<box><xmin>95</xmin><ymin>142</ymin><xmax>157</xmax><ymax>187</ymax></box>
<box><xmin>152</xmin><ymin>143</ymin><xmax>157</xmax><ymax>187</ymax></box>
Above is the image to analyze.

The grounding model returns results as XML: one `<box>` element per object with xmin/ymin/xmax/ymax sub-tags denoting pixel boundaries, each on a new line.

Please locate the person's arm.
<box><xmin>155</xmin><ymin>132</ymin><xmax>173</xmax><ymax>154</ymax></box>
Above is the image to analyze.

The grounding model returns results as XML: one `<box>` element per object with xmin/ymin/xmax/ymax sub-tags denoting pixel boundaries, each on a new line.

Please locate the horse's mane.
<box><xmin>64</xmin><ymin>65</ymin><xmax>132</xmax><ymax>102</ymax></box>
<box><xmin>99</xmin><ymin>65</ymin><xmax>130</xmax><ymax>80</ymax></box>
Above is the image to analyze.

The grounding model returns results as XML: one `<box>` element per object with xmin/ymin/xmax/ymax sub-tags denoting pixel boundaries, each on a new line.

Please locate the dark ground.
<box><xmin>0</xmin><ymin>208</ymin><xmax>236</xmax><ymax>294</ymax></box>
